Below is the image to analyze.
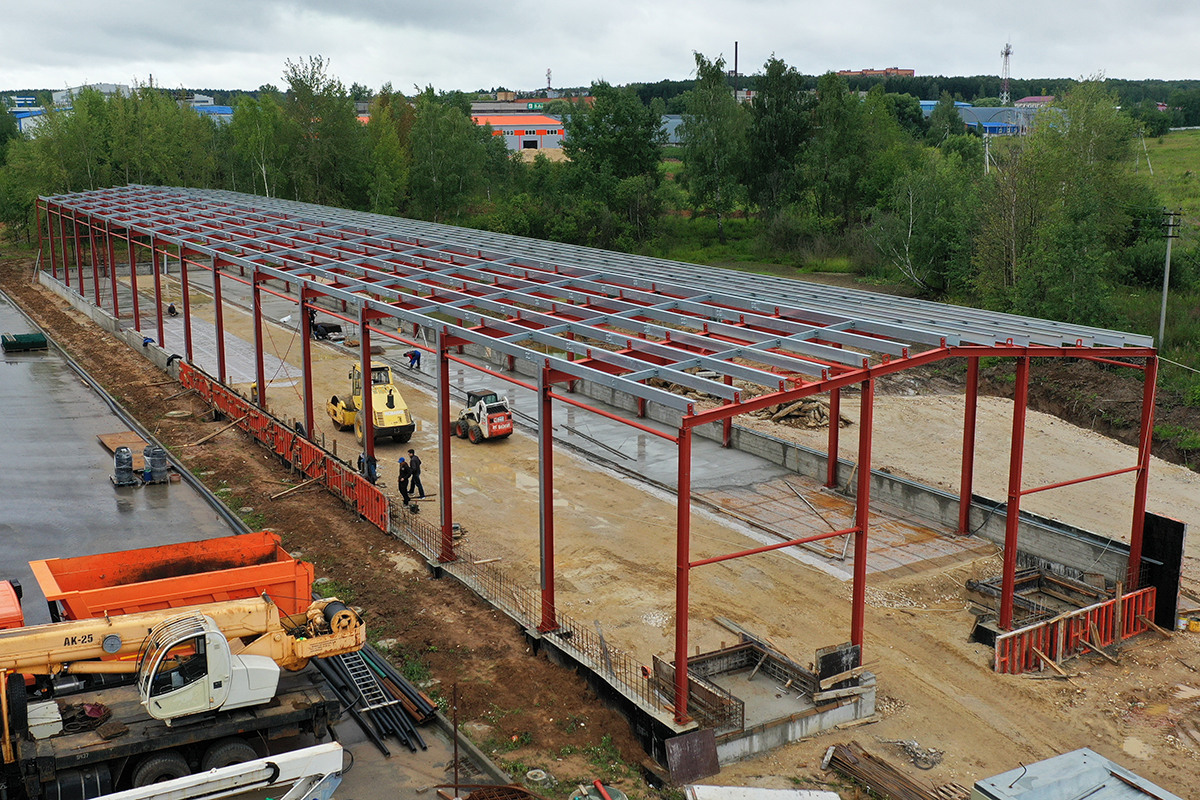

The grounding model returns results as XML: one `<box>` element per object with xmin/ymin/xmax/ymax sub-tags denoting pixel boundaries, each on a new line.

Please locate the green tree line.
<box><xmin>0</xmin><ymin>55</ymin><xmax>1195</xmax><ymax>333</ymax></box>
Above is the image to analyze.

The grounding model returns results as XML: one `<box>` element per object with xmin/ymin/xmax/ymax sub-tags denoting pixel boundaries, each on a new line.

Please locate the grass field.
<box><xmin>1145</xmin><ymin>129</ymin><xmax>1200</xmax><ymax>223</ymax></box>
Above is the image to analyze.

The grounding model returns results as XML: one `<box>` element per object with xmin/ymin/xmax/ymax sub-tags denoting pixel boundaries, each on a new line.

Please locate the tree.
<box><xmin>0</xmin><ymin>107</ymin><xmax>19</xmax><ymax>166</ymax></box>
<box><xmin>562</xmin><ymin>81</ymin><xmax>665</xmax><ymax>182</ymax></box>
<box><xmin>408</xmin><ymin>89</ymin><xmax>488</xmax><ymax>222</ymax></box>
<box><xmin>232</xmin><ymin>94</ymin><xmax>288</xmax><ymax>196</ymax></box>
<box><xmin>926</xmin><ymin>92</ymin><xmax>962</xmax><ymax>145</ymax></box>
<box><xmin>279</xmin><ymin>56</ymin><xmax>369</xmax><ymax>206</ymax></box>
<box><xmin>743</xmin><ymin>56</ymin><xmax>812</xmax><ymax>216</ymax></box>
<box><xmin>365</xmin><ymin>85</ymin><xmax>414</xmax><ymax>215</ymax></box>
<box><xmin>803</xmin><ymin>72</ymin><xmax>866</xmax><ymax>230</ymax></box>
<box><xmin>680</xmin><ymin>52</ymin><xmax>747</xmax><ymax>244</ymax></box>
<box><xmin>973</xmin><ymin>80</ymin><xmax>1149</xmax><ymax>323</ymax></box>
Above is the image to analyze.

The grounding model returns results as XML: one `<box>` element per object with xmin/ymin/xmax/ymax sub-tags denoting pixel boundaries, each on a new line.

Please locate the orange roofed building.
<box><xmin>472</xmin><ymin>114</ymin><xmax>565</xmax><ymax>152</ymax></box>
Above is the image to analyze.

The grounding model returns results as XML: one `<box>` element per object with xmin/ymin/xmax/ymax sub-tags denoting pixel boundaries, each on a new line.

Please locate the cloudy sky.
<box><xmin>5</xmin><ymin>1</ymin><xmax>1197</xmax><ymax>94</ymax></box>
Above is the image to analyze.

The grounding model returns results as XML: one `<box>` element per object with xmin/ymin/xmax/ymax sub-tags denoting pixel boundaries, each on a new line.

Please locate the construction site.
<box><xmin>1</xmin><ymin>185</ymin><xmax>1199</xmax><ymax>800</ymax></box>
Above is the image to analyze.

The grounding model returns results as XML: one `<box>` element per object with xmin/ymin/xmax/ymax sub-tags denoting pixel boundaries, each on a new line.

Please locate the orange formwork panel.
<box><xmin>29</xmin><ymin>531</ymin><xmax>314</xmax><ymax>619</ymax></box>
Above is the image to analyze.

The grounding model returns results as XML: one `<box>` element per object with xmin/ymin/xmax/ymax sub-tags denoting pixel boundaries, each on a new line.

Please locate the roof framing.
<box><xmin>42</xmin><ymin>185</ymin><xmax>1155</xmax><ymax>418</ymax></box>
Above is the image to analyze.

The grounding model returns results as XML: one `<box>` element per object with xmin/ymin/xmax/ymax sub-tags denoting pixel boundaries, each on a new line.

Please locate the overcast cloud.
<box><xmin>4</xmin><ymin>0</ymin><xmax>1197</xmax><ymax>94</ymax></box>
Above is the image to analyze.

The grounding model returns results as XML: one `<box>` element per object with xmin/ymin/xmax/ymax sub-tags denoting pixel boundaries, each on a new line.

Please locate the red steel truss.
<box><xmin>37</xmin><ymin>186</ymin><xmax>1158</xmax><ymax>724</ymax></box>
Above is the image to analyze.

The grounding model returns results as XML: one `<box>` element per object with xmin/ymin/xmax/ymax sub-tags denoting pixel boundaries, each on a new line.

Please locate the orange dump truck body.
<box><xmin>29</xmin><ymin>531</ymin><xmax>314</xmax><ymax>620</ymax></box>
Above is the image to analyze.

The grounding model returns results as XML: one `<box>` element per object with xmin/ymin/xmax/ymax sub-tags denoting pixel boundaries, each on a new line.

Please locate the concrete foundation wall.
<box><xmin>716</xmin><ymin>674</ymin><xmax>876</xmax><ymax>764</ymax></box>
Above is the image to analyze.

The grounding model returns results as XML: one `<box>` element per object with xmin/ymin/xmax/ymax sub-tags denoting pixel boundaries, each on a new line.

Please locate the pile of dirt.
<box><xmin>0</xmin><ymin>255</ymin><xmax>652</xmax><ymax>792</ymax></box>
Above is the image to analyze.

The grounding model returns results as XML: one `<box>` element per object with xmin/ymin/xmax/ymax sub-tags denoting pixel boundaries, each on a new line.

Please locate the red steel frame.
<box><xmin>33</xmin><ymin>188</ymin><xmax>1160</xmax><ymax>725</ymax></box>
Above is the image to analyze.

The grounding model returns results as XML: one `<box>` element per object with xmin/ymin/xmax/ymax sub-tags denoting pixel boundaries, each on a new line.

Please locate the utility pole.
<box><xmin>1158</xmin><ymin>208</ymin><xmax>1181</xmax><ymax>347</ymax></box>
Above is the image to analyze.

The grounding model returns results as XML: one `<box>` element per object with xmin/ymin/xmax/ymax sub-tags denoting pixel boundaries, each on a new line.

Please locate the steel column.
<box><xmin>1127</xmin><ymin>356</ymin><xmax>1159</xmax><ymax>589</ymax></box>
<box><xmin>58</xmin><ymin>207</ymin><xmax>71</xmax><ymax>288</ymax></box>
<box><xmin>360</xmin><ymin>304</ymin><xmax>375</xmax><ymax>465</ymax></box>
<box><xmin>152</xmin><ymin>237</ymin><xmax>165</xmax><ymax>346</ymax></box>
<box><xmin>213</xmin><ymin>266</ymin><xmax>227</xmax><ymax>383</ymax></box>
<box><xmin>180</xmin><ymin>251</ymin><xmax>193</xmax><ymax>362</ymax></box>
<box><xmin>722</xmin><ymin>375</ymin><xmax>733</xmax><ymax>447</ymax></box>
<box><xmin>299</xmin><ymin>288</ymin><xmax>315</xmax><ymax>438</ymax></box>
<box><xmin>826</xmin><ymin>388</ymin><xmax>841</xmax><ymax>488</ymax></box>
<box><xmin>105</xmin><ymin>220</ymin><xmax>119</xmax><ymax>320</ymax></box>
<box><xmin>87</xmin><ymin>215</ymin><xmax>101</xmax><ymax>306</ymax></box>
<box><xmin>35</xmin><ymin>201</ymin><xmax>45</xmax><ymax>277</ymax></box>
<box><xmin>252</xmin><ymin>271</ymin><xmax>267</xmax><ymax>410</ymax></box>
<box><xmin>45</xmin><ymin>204</ymin><xmax>58</xmax><ymax>280</ymax></box>
<box><xmin>72</xmin><ymin>214</ymin><xmax>84</xmax><ymax>294</ymax></box>
<box><xmin>673</xmin><ymin>424</ymin><xmax>693</xmax><ymax>725</ymax></box>
<box><xmin>437</xmin><ymin>328</ymin><xmax>456</xmax><ymax>563</ymax></box>
<box><xmin>999</xmin><ymin>356</ymin><xmax>1030</xmax><ymax>631</ymax></box>
<box><xmin>128</xmin><ymin>234</ymin><xmax>140</xmax><ymax>332</ymax></box>
<box><xmin>851</xmin><ymin>378</ymin><xmax>874</xmax><ymax>648</ymax></box>
<box><xmin>538</xmin><ymin>362</ymin><xmax>558</xmax><ymax>632</ymax></box>
<box><xmin>958</xmin><ymin>356</ymin><xmax>980</xmax><ymax>534</ymax></box>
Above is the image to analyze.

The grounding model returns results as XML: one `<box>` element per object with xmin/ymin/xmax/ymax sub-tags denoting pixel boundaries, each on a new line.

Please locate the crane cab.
<box><xmin>137</xmin><ymin>613</ymin><xmax>279</xmax><ymax>724</ymax></box>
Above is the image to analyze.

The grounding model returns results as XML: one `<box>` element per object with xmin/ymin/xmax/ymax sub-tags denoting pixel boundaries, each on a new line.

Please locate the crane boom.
<box><xmin>0</xmin><ymin>597</ymin><xmax>361</xmax><ymax>676</ymax></box>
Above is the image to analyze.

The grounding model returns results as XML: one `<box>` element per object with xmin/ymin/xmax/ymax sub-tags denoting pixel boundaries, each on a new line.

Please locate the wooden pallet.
<box><xmin>97</xmin><ymin>432</ymin><xmax>149</xmax><ymax>470</ymax></box>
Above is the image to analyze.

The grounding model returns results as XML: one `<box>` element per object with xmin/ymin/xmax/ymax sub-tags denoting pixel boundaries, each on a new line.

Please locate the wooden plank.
<box><xmin>1138</xmin><ymin>614</ymin><xmax>1173</xmax><ymax>639</ymax></box>
<box><xmin>813</xmin><ymin>685</ymin><xmax>870</xmax><ymax>702</ymax></box>
<box><xmin>269</xmin><ymin>477</ymin><xmax>322</xmax><ymax>501</ymax></box>
<box><xmin>1087</xmin><ymin>622</ymin><xmax>1119</xmax><ymax>665</ymax></box>
<box><xmin>183</xmin><ymin>415</ymin><xmax>248</xmax><ymax>447</ymax></box>
<box><xmin>820</xmin><ymin>666</ymin><xmax>866</xmax><ymax>690</ymax></box>
<box><xmin>1031</xmin><ymin>646</ymin><xmax>1068</xmax><ymax>677</ymax></box>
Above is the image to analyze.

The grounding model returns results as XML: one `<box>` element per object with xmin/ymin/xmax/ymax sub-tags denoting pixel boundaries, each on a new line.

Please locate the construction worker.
<box><xmin>396</xmin><ymin>457</ymin><xmax>412</xmax><ymax>505</ymax></box>
<box><xmin>406</xmin><ymin>449</ymin><xmax>425</xmax><ymax>499</ymax></box>
<box><xmin>404</xmin><ymin>349</ymin><xmax>421</xmax><ymax>370</ymax></box>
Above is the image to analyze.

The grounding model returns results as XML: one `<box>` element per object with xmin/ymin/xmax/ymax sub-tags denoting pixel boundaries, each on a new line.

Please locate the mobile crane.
<box><xmin>1</xmin><ymin>596</ymin><xmax>364</xmax><ymax>798</ymax></box>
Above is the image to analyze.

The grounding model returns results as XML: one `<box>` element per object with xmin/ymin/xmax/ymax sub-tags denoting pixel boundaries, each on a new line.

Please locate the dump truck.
<box><xmin>327</xmin><ymin>363</ymin><xmax>416</xmax><ymax>444</ymax></box>
<box><xmin>29</xmin><ymin>531</ymin><xmax>314</xmax><ymax>621</ymax></box>
<box><xmin>453</xmin><ymin>389</ymin><xmax>514</xmax><ymax>444</ymax></box>
<box><xmin>0</xmin><ymin>595</ymin><xmax>362</xmax><ymax>798</ymax></box>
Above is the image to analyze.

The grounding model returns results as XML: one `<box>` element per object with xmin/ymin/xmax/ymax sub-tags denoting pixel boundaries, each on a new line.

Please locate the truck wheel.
<box><xmin>455</xmin><ymin>419</ymin><xmax>469</xmax><ymax>439</ymax></box>
<box><xmin>467</xmin><ymin>423</ymin><xmax>483</xmax><ymax>444</ymax></box>
<box><xmin>354</xmin><ymin>416</ymin><xmax>364</xmax><ymax>445</ymax></box>
<box><xmin>394</xmin><ymin>433</ymin><xmax>412</xmax><ymax>444</ymax></box>
<box><xmin>132</xmin><ymin>752</ymin><xmax>190</xmax><ymax>786</ymax></box>
<box><xmin>201</xmin><ymin>737</ymin><xmax>258</xmax><ymax>771</ymax></box>
<box><xmin>6</xmin><ymin>671</ymin><xmax>27</xmax><ymax>736</ymax></box>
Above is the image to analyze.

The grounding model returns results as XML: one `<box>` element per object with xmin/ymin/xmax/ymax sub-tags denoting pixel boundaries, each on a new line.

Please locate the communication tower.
<box><xmin>547</xmin><ymin>69</ymin><xmax>552</xmax><ymax>92</ymax></box>
<box><xmin>1000</xmin><ymin>42</ymin><xmax>1012</xmax><ymax>105</ymax></box>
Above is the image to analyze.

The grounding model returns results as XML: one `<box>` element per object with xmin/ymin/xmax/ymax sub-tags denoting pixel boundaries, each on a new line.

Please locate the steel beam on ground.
<box><xmin>851</xmin><ymin>378</ymin><xmax>874</xmax><ymax>649</ymax></box>
<box><xmin>1128</xmin><ymin>356</ymin><xmax>1159</xmax><ymax>589</ymax></box>
<box><xmin>1000</xmin><ymin>356</ymin><xmax>1030</xmax><ymax>630</ymax></box>
<box><xmin>674</xmin><ymin>424</ymin><xmax>693</xmax><ymax>725</ymax></box>
<box><xmin>538</xmin><ymin>363</ymin><xmax>557</xmax><ymax>633</ymax></box>
<box><xmin>959</xmin><ymin>357</ymin><xmax>980</xmax><ymax>534</ymax></box>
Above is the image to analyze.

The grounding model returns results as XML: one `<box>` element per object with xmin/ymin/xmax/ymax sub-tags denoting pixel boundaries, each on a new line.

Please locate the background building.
<box><xmin>472</xmin><ymin>114</ymin><xmax>564</xmax><ymax>151</ymax></box>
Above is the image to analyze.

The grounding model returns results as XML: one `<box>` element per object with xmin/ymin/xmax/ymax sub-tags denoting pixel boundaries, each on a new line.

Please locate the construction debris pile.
<box><xmin>824</xmin><ymin>741</ymin><xmax>968</xmax><ymax>800</ymax></box>
<box><xmin>748</xmin><ymin>398</ymin><xmax>851</xmax><ymax>430</ymax></box>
